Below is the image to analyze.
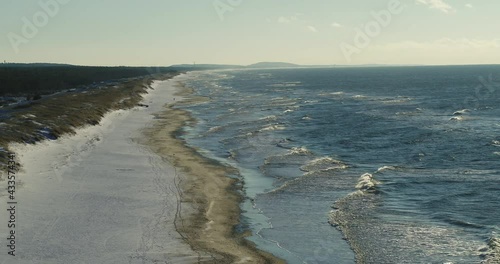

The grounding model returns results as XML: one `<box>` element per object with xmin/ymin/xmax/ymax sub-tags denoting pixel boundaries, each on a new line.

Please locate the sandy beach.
<box><xmin>0</xmin><ymin>74</ymin><xmax>283</xmax><ymax>264</ymax></box>
<box><xmin>0</xmin><ymin>76</ymin><xmax>197</xmax><ymax>263</ymax></box>
<box><xmin>142</xmin><ymin>75</ymin><xmax>285</xmax><ymax>263</ymax></box>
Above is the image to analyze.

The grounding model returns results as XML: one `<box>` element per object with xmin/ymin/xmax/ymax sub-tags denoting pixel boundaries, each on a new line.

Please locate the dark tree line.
<box><xmin>0</xmin><ymin>64</ymin><xmax>177</xmax><ymax>97</ymax></box>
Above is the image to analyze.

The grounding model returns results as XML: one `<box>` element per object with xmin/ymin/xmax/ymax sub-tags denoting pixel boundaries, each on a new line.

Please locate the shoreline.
<box><xmin>0</xmin><ymin>73</ymin><xmax>285</xmax><ymax>263</ymax></box>
<box><xmin>143</xmin><ymin>77</ymin><xmax>285</xmax><ymax>263</ymax></box>
<box><xmin>0</xmin><ymin>75</ymin><xmax>201</xmax><ymax>263</ymax></box>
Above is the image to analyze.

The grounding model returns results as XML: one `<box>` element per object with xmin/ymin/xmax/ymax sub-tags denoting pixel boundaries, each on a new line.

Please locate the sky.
<box><xmin>1</xmin><ymin>0</ymin><xmax>500</xmax><ymax>66</ymax></box>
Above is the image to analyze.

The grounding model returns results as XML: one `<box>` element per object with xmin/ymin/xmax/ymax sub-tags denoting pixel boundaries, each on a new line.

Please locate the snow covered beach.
<box><xmin>0</xmin><ymin>73</ymin><xmax>283</xmax><ymax>264</ymax></box>
<box><xmin>0</xmin><ymin>76</ymin><xmax>200</xmax><ymax>264</ymax></box>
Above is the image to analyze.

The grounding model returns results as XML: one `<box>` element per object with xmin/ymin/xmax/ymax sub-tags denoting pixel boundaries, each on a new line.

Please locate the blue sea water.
<box><xmin>178</xmin><ymin>66</ymin><xmax>500</xmax><ymax>264</ymax></box>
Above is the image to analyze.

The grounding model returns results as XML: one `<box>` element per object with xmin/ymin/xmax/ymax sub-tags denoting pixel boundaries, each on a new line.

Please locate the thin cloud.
<box><xmin>277</xmin><ymin>15</ymin><xmax>299</xmax><ymax>24</ymax></box>
<box><xmin>416</xmin><ymin>0</ymin><xmax>455</xmax><ymax>13</ymax></box>
<box><xmin>331</xmin><ymin>22</ymin><xmax>343</xmax><ymax>28</ymax></box>
<box><xmin>465</xmin><ymin>4</ymin><xmax>473</xmax><ymax>8</ymax></box>
<box><xmin>307</xmin><ymin>26</ymin><xmax>318</xmax><ymax>33</ymax></box>
<box><xmin>278</xmin><ymin>16</ymin><xmax>292</xmax><ymax>24</ymax></box>
<box><xmin>379</xmin><ymin>38</ymin><xmax>500</xmax><ymax>50</ymax></box>
<box><xmin>366</xmin><ymin>38</ymin><xmax>500</xmax><ymax>64</ymax></box>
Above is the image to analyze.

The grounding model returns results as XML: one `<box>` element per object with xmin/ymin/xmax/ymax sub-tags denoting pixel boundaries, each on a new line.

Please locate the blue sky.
<box><xmin>1</xmin><ymin>0</ymin><xmax>499</xmax><ymax>66</ymax></box>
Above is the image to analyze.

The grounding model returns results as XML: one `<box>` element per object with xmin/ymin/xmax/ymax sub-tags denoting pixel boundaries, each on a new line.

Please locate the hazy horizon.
<box><xmin>2</xmin><ymin>0</ymin><xmax>500</xmax><ymax>66</ymax></box>
<box><xmin>4</xmin><ymin>59</ymin><xmax>500</xmax><ymax>68</ymax></box>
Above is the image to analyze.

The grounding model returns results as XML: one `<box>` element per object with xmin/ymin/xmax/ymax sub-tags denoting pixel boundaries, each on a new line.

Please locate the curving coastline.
<box><xmin>142</xmin><ymin>78</ymin><xmax>285</xmax><ymax>263</ymax></box>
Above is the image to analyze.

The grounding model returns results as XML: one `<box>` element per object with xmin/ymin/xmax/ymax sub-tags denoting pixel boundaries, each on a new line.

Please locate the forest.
<box><xmin>0</xmin><ymin>64</ymin><xmax>177</xmax><ymax>97</ymax></box>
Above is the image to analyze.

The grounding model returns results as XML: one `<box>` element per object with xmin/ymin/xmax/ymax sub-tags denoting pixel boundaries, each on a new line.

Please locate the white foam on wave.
<box><xmin>259</xmin><ymin>115</ymin><xmax>277</xmax><ymax>121</ymax></box>
<box><xmin>267</xmin><ymin>81</ymin><xmax>301</xmax><ymax>88</ymax></box>
<box><xmin>260</xmin><ymin>124</ymin><xmax>286</xmax><ymax>132</ymax></box>
<box><xmin>381</xmin><ymin>98</ymin><xmax>412</xmax><ymax>104</ymax></box>
<box><xmin>207</xmin><ymin>125</ymin><xmax>223</xmax><ymax>133</ymax></box>
<box><xmin>287</xmin><ymin>146</ymin><xmax>312</xmax><ymax>156</ymax></box>
<box><xmin>303</xmin><ymin>166</ymin><xmax>348</xmax><ymax>176</ymax></box>
<box><xmin>479</xmin><ymin>233</ymin><xmax>500</xmax><ymax>263</ymax></box>
<box><xmin>355</xmin><ymin>173</ymin><xmax>380</xmax><ymax>192</ymax></box>
<box><xmin>492</xmin><ymin>140</ymin><xmax>500</xmax><ymax>147</ymax></box>
<box><xmin>300</xmin><ymin>157</ymin><xmax>346</xmax><ymax>172</ymax></box>
<box><xmin>450</xmin><ymin>116</ymin><xmax>466</xmax><ymax>121</ymax></box>
<box><xmin>376</xmin><ymin>165</ymin><xmax>396</xmax><ymax>173</ymax></box>
<box><xmin>264</xmin><ymin>178</ymin><xmax>299</xmax><ymax>194</ymax></box>
<box><xmin>21</xmin><ymin>114</ymin><xmax>36</xmax><ymax>119</ymax></box>
<box><xmin>453</xmin><ymin>109</ymin><xmax>470</xmax><ymax>115</ymax></box>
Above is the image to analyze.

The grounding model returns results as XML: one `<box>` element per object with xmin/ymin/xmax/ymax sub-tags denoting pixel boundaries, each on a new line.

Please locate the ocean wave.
<box><xmin>267</xmin><ymin>81</ymin><xmax>301</xmax><ymax>88</ymax></box>
<box><xmin>258</xmin><ymin>73</ymin><xmax>272</xmax><ymax>78</ymax></box>
<box><xmin>355</xmin><ymin>173</ymin><xmax>380</xmax><ymax>192</ymax></box>
<box><xmin>262</xmin><ymin>146</ymin><xmax>313</xmax><ymax>166</ymax></box>
<box><xmin>264</xmin><ymin>178</ymin><xmax>300</xmax><ymax>194</ymax></box>
<box><xmin>450</xmin><ymin>116</ymin><xmax>466</xmax><ymax>121</ymax></box>
<box><xmin>376</xmin><ymin>165</ymin><xmax>396</xmax><ymax>173</ymax></box>
<box><xmin>330</xmin><ymin>203</ymin><xmax>487</xmax><ymax>263</ymax></box>
<box><xmin>31</xmin><ymin>120</ymin><xmax>43</xmax><ymax>126</ymax></box>
<box><xmin>207</xmin><ymin>126</ymin><xmax>223</xmax><ymax>133</ymax></box>
<box><xmin>328</xmin><ymin>188</ymin><xmax>373</xmax><ymax>229</ymax></box>
<box><xmin>302</xmin><ymin>166</ymin><xmax>348</xmax><ymax>176</ymax></box>
<box><xmin>480</xmin><ymin>234</ymin><xmax>500</xmax><ymax>264</ymax></box>
<box><xmin>259</xmin><ymin>124</ymin><xmax>286</xmax><ymax>132</ymax></box>
<box><xmin>226</xmin><ymin>150</ymin><xmax>237</xmax><ymax>160</ymax></box>
<box><xmin>300</xmin><ymin>157</ymin><xmax>346</xmax><ymax>172</ymax></box>
<box><xmin>442</xmin><ymin>218</ymin><xmax>484</xmax><ymax>229</ymax></box>
<box><xmin>259</xmin><ymin>115</ymin><xmax>277</xmax><ymax>121</ymax></box>
<box><xmin>453</xmin><ymin>109</ymin><xmax>470</xmax><ymax>115</ymax></box>
<box><xmin>396</xmin><ymin>111</ymin><xmax>419</xmax><ymax>116</ymax></box>
<box><xmin>492</xmin><ymin>140</ymin><xmax>500</xmax><ymax>147</ymax></box>
<box><xmin>287</xmin><ymin>146</ymin><xmax>312</xmax><ymax>156</ymax></box>
<box><xmin>380</xmin><ymin>96</ymin><xmax>412</xmax><ymax>104</ymax></box>
<box><xmin>21</xmin><ymin>114</ymin><xmax>37</xmax><ymax>119</ymax></box>
<box><xmin>268</xmin><ymin>98</ymin><xmax>299</xmax><ymax>107</ymax></box>
<box><xmin>283</xmin><ymin>109</ymin><xmax>294</xmax><ymax>113</ymax></box>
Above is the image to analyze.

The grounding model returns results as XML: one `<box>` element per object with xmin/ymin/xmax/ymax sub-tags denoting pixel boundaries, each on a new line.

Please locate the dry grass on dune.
<box><xmin>0</xmin><ymin>72</ymin><xmax>178</xmax><ymax>178</ymax></box>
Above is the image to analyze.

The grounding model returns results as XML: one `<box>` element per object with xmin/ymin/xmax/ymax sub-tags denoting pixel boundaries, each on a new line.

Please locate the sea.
<box><xmin>176</xmin><ymin>66</ymin><xmax>500</xmax><ymax>264</ymax></box>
